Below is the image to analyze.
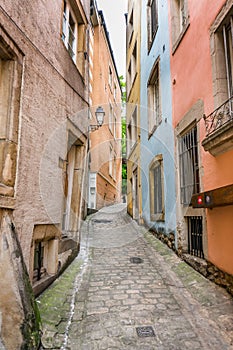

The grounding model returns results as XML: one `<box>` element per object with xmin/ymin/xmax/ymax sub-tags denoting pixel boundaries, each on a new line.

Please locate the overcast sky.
<box><xmin>96</xmin><ymin>0</ymin><xmax>127</xmax><ymax>77</ymax></box>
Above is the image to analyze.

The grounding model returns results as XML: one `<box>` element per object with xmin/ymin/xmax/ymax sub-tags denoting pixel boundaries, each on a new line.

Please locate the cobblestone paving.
<box><xmin>39</xmin><ymin>204</ymin><xmax>233</xmax><ymax>350</ymax></box>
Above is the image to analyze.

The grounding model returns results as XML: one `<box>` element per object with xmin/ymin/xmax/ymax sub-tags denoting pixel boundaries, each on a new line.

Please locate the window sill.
<box><xmin>0</xmin><ymin>184</ymin><xmax>14</xmax><ymax>198</ymax></box>
<box><xmin>150</xmin><ymin>213</ymin><xmax>165</xmax><ymax>222</ymax></box>
<box><xmin>202</xmin><ymin>119</ymin><xmax>233</xmax><ymax>156</ymax></box>
<box><xmin>0</xmin><ymin>193</ymin><xmax>15</xmax><ymax>209</ymax></box>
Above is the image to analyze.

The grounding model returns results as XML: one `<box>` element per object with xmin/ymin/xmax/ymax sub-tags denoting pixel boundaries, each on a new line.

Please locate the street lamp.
<box><xmin>89</xmin><ymin>106</ymin><xmax>105</xmax><ymax>131</ymax></box>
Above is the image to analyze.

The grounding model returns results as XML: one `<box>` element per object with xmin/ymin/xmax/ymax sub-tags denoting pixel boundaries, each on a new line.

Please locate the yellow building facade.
<box><xmin>126</xmin><ymin>0</ymin><xmax>142</xmax><ymax>222</ymax></box>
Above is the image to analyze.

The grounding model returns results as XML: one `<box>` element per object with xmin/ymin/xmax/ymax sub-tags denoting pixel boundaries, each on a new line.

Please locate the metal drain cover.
<box><xmin>136</xmin><ymin>326</ymin><xmax>155</xmax><ymax>338</ymax></box>
<box><xmin>92</xmin><ymin>219</ymin><xmax>112</xmax><ymax>224</ymax></box>
<box><xmin>130</xmin><ymin>257</ymin><xmax>143</xmax><ymax>264</ymax></box>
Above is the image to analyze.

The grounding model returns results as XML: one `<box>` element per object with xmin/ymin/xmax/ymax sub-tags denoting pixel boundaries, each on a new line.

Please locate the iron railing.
<box><xmin>203</xmin><ymin>96</ymin><xmax>233</xmax><ymax>136</ymax></box>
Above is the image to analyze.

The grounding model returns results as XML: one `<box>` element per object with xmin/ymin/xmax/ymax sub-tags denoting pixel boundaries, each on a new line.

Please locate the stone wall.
<box><xmin>0</xmin><ymin>0</ymin><xmax>89</xmax><ymax>276</ymax></box>
<box><xmin>0</xmin><ymin>210</ymin><xmax>41</xmax><ymax>349</ymax></box>
<box><xmin>0</xmin><ymin>0</ymin><xmax>90</xmax><ymax>347</ymax></box>
<box><xmin>149</xmin><ymin>227</ymin><xmax>233</xmax><ymax>297</ymax></box>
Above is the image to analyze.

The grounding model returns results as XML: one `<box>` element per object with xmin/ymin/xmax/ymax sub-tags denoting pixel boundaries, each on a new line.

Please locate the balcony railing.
<box><xmin>203</xmin><ymin>96</ymin><xmax>233</xmax><ymax>136</ymax></box>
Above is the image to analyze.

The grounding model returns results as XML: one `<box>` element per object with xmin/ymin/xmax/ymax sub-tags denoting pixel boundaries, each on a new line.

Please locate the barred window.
<box><xmin>150</xmin><ymin>155</ymin><xmax>164</xmax><ymax>221</ymax></box>
<box><xmin>179</xmin><ymin>125</ymin><xmax>200</xmax><ymax>205</ymax></box>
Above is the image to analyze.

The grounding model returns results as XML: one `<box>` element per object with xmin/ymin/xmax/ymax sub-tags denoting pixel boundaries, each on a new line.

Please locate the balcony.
<box><xmin>202</xmin><ymin>96</ymin><xmax>233</xmax><ymax>156</ymax></box>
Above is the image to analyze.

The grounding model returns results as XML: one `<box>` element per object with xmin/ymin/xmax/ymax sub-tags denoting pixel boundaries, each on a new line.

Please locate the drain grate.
<box><xmin>130</xmin><ymin>257</ymin><xmax>143</xmax><ymax>264</ymax></box>
<box><xmin>92</xmin><ymin>219</ymin><xmax>113</xmax><ymax>224</ymax></box>
<box><xmin>136</xmin><ymin>326</ymin><xmax>155</xmax><ymax>338</ymax></box>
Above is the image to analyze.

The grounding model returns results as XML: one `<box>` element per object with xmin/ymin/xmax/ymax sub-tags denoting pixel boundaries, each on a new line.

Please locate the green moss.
<box><xmin>20</xmin><ymin>261</ymin><xmax>42</xmax><ymax>350</ymax></box>
<box><xmin>38</xmin><ymin>258</ymin><xmax>84</xmax><ymax>331</ymax></box>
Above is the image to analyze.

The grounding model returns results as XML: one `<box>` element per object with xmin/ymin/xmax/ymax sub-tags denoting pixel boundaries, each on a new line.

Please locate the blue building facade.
<box><xmin>140</xmin><ymin>0</ymin><xmax>176</xmax><ymax>244</ymax></box>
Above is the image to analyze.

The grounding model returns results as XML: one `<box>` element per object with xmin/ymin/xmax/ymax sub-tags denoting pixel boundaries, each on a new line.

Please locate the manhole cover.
<box><xmin>136</xmin><ymin>326</ymin><xmax>155</xmax><ymax>338</ymax></box>
<box><xmin>130</xmin><ymin>257</ymin><xmax>143</xmax><ymax>264</ymax></box>
<box><xmin>92</xmin><ymin>219</ymin><xmax>112</xmax><ymax>224</ymax></box>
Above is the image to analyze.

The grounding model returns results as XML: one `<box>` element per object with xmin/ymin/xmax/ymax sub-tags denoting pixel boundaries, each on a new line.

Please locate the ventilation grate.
<box><xmin>130</xmin><ymin>257</ymin><xmax>143</xmax><ymax>264</ymax></box>
<box><xmin>92</xmin><ymin>219</ymin><xmax>113</xmax><ymax>224</ymax></box>
<box><xmin>136</xmin><ymin>326</ymin><xmax>155</xmax><ymax>338</ymax></box>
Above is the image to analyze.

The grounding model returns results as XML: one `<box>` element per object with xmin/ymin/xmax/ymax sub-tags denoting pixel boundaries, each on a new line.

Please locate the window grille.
<box><xmin>153</xmin><ymin>164</ymin><xmax>162</xmax><ymax>214</ymax></box>
<box><xmin>150</xmin><ymin>155</ymin><xmax>164</xmax><ymax>221</ymax></box>
<box><xmin>187</xmin><ymin>216</ymin><xmax>204</xmax><ymax>258</ymax></box>
<box><xmin>179</xmin><ymin>126</ymin><xmax>200</xmax><ymax>205</ymax></box>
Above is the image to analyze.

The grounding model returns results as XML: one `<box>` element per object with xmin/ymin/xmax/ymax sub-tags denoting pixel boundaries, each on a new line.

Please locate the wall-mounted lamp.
<box><xmin>89</xmin><ymin>106</ymin><xmax>105</xmax><ymax>131</ymax></box>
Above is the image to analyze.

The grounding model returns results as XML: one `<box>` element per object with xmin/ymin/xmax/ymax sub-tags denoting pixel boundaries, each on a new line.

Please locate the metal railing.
<box><xmin>203</xmin><ymin>96</ymin><xmax>233</xmax><ymax>136</ymax></box>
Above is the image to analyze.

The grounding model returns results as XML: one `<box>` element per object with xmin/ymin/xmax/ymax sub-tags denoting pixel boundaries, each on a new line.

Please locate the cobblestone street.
<box><xmin>38</xmin><ymin>204</ymin><xmax>233</xmax><ymax>350</ymax></box>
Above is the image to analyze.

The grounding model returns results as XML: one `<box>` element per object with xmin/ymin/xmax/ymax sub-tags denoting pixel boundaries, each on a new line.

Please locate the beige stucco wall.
<box><xmin>0</xmin><ymin>0</ymin><xmax>89</xmax><ymax>275</ymax></box>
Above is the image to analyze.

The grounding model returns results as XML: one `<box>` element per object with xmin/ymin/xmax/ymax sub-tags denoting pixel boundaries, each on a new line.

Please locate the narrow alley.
<box><xmin>38</xmin><ymin>204</ymin><xmax>233</xmax><ymax>350</ymax></box>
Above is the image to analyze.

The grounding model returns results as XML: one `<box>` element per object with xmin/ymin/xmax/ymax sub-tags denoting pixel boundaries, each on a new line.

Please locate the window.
<box><xmin>202</xmin><ymin>8</ymin><xmax>233</xmax><ymax>155</ymax></box>
<box><xmin>109</xmin><ymin>66</ymin><xmax>113</xmax><ymax>88</ymax></box>
<box><xmin>113</xmin><ymin>113</ymin><xmax>117</xmax><ymax>139</ymax></box>
<box><xmin>147</xmin><ymin>0</ymin><xmax>158</xmax><ymax>49</ymax></box>
<box><xmin>32</xmin><ymin>233</ymin><xmax>59</xmax><ymax>284</ymax></box>
<box><xmin>109</xmin><ymin>103</ymin><xmax>113</xmax><ymax>132</ymax></box>
<box><xmin>0</xmin><ymin>32</ymin><xmax>23</xmax><ymax>198</ymax></box>
<box><xmin>212</xmin><ymin>11</ymin><xmax>233</xmax><ymax>104</ymax></box>
<box><xmin>223</xmin><ymin>18</ymin><xmax>233</xmax><ymax>99</ymax></box>
<box><xmin>132</xmin><ymin>41</ymin><xmax>137</xmax><ymax>82</ymax></box>
<box><xmin>150</xmin><ymin>155</ymin><xmax>164</xmax><ymax>221</ymax></box>
<box><xmin>127</xmin><ymin>6</ymin><xmax>134</xmax><ymax>45</ymax></box>
<box><xmin>109</xmin><ymin>145</ymin><xmax>113</xmax><ymax>177</ymax></box>
<box><xmin>113</xmin><ymin>155</ymin><xmax>117</xmax><ymax>180</ymax></box>
<box><xmin>127</xmin><ymin>41</ymin><xmax>137</xmax><ymax>95</ymax></box>
<box><xmin>179</xmin><ymin>125</ymin><xmax>200</xmax><ymax>205</ymax></box>
<box><xmin>178</xmin><ymin>0</ymin><xmax>186</xmax><ymax>32</ymax></box>
<box><xmin>33</xmin><ymin>242</ymin><xmax>45</xmax><ymax>282</ymax></box>
<box><xmin>170</xmin><ymin>0</ymin><xmax>189</xmax><ymax>52</ymax></box>
<box><xmin>187</xmin><ymin>216</ymin><xmax>204</xmax><ymax>258</ymax></box>
<box><xmin>127</xmin><ymin>106</ymin><xmax>137</xmax><ymax>152</ymax></box>
<box><xmin>127</xmin><ymin>61</ymin><xmax>132</xmax><ymax>93</ymax></box>
<box><xmin>62</xmin><ymin>0</ymin><xmax>77</xmax><ymax>62</ymax></box>
<box><xmin>147</xmin><ymin>59</ymin><xmax>161</xmax><ymax>136</ymax></box>
<box><xmin>114</xmin><ymin>83</ymin><xmax>117</xmax><ymax>100</ymax></box>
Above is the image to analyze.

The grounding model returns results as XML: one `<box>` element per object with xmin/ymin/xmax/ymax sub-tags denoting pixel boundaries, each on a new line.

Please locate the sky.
<box><xmin>96</xmin><ymin>0</ymin><xmax>127</xmax><ymax>77</ymax></box>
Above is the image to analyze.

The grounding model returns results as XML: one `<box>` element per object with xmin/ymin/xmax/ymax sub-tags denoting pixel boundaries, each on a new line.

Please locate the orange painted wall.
<box><xmin>169</xmin><ymin>0</ymin><xmax>233</xmax><ymax>275</ymax></box>
<box><xmin>206</xmin><ymin>205</ymin><xmax>233</xmax><ymax>274</ymax></box>
<box><xmin>90</xmin><ymin>16</ymin><xmax>122</xmax><ymax>209</ymax></box>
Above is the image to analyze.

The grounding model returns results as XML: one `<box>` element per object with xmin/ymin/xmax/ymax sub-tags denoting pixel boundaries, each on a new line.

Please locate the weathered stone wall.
<box><xmin>0</xmin><ymin>0</ymin><xmax>89</xmax><ymax>270</ymax></box>
<box><xmin>0</xmin><ymin>0</ymin><xmax>90</xmax><ymax>347</ymax></box>
<box><xmin>149</xmin><ymin>226</ymin><xmax>233</xmax><ymax>297</ymax></box>
<box><xmin>0</xmin><ymin>210</ymin><xmax>41</xmax><ymax>349</ymax></box>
